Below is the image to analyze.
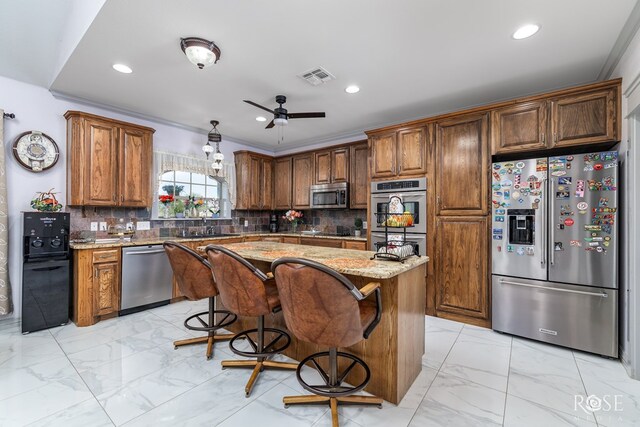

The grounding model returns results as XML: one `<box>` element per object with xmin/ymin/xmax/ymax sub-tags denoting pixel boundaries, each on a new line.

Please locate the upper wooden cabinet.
<box><xmin>550</xmin><ymin>87</ymin><xmax>618</xmax><ymax>147</ymax></box>
<box><xmin>435</xmin><ymin>114</ymin><xmax>489</xmax><ymax>216</ymax></box>
<box><xmin>292</xmin><ymin>153</ymin><xmax>314</xmax><ymax>209</ymax></box>
<box><xmin>491</xmin><ymin>101</ymin><xmax>548</xmax><ymax>154</ymax></box>
<box><xmin>274</xmin><ymin>157</ymin><xmax>292</xmax><ymax>209</ymax></box>
<box><xmin>65</xmin><ymin>111</ymin><xmax>154</xmax><ymax>207</ymax></box>
<box><xmin>349</xmin><ymin>142</ymin><xmax>368</xmax><ymax>209</ymax></box>
<box><xmin>370</xmin><ymin>126</ymin><xmax>427</xmax><ymax>179</ymax></box>
<box><xmin>234</xmin><ymin>151</ymin><xmax>273</xmax><ymax>210</ymax></box>
<box><xmin>314</xmin><ymin>147</ymin><xmax>349</xmax><ymax>184</ymax></box>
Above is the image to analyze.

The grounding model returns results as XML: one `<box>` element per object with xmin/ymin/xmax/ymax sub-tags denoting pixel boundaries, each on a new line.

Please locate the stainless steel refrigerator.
<box><xmin>491</xmin><ymin>150</ymin><xmax>619</xmax><ymax>357</ymax></box>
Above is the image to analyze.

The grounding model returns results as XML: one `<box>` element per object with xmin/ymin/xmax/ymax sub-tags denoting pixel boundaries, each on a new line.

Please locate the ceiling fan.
<box><xmin>243</xmin><ymin>95</ymin><xmax>325</xmax><ymax>129</ymax></box>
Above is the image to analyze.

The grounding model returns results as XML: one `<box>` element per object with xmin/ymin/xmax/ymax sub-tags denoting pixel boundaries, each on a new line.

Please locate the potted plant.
<box><xmin>173</xmin><ymin>199</ymin><xmax>186</xmax><ymax>218</ymax></box>
<box><xmin>158</xmin><ymin>194</ymin><xmax>174</xmax><ymax>218</ymax></box>
<box><xmin>354</xmin><ymin>217</ymin><xmax>363</xmax><ymax>237</ymax></box>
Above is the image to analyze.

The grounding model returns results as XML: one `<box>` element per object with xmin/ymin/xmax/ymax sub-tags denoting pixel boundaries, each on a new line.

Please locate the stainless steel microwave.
<box><xmin>310</xmin><ymin>183</ymin><xmax>348</xmax><ymax>209</ymax></box>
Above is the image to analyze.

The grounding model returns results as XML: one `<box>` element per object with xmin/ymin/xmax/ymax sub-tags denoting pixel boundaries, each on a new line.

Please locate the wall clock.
<box><xmin>12</xmin><ymin>131</ymin><xmax>60</xmax><ymax>172</ymax></box>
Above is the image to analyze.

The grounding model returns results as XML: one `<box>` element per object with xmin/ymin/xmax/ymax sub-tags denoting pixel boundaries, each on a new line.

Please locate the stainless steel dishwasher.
<box><xmin>120</xmin><ymin>245</ymin><xmax>174</xmax><ymax>315</ymax></box>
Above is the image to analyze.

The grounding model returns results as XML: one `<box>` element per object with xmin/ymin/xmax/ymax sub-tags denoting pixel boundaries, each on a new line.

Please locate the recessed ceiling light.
<box><xmin>512</xmin><ymin>24</ymin><xmax>540</xmax><ymax>40</ymax></box>
<box><xmin>256</xmin><ymin>116</ymin><xmax>267</xmax><ymax>122</ymax></box>
<box><xmin>112</xmin><ymin>63</ymin><xmax>133</xmax><ymax>74</ymax></box>
<box><xmin>345</xmin><ymin>85</ymin><xmax>360</xmax><ymax>94</ymax></box>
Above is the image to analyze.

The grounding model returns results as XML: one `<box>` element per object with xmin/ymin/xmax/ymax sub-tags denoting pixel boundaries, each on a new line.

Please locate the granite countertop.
<box><xmin>69</xmin><ymin>232</ymin><xmax>367</xmax><ymax>250</ymax></box>
<box><xmin>198</xmin><ymin>241</ymin><xmax>429</xmax><ymax>279</ymax></box>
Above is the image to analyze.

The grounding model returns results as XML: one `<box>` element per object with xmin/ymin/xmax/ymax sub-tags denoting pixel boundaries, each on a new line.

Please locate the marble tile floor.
<box><xmin>0</xmin><ymin>300</ymin><xmax>638</xmax><ymax>426</ymax></box>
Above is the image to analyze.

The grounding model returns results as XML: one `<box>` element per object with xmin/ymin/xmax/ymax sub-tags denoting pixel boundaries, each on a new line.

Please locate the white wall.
<box><xmin>609</xmin><ymin>24</ymin><xmax>640</xmax><ymax>379</ymax></box>
<box><xmin>0</xmin><ymin>75</ymin><xmax>271</xmax><ymax>320</ymax></box>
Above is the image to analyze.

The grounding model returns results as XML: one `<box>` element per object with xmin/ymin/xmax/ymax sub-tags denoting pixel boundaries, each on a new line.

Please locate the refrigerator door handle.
<box><xmin>541</xmin><ymin>178</ymin><xmax>547</xmax><ymax>268</ymax></box>
<box><xmin>549</xmin><ymin>178</ymin><xmax>555</xmax><ymax>265</ymax></box>
<box><xmin>499</xmin><ymin>279</ymin><xmax>609</xmax><ymax>298</ymax></box>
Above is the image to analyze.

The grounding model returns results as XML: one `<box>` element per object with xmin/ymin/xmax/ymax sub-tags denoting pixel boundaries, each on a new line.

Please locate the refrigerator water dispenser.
<box><xmin>507</xmin><ymin>209</ymin><xmax>535</xmax><ymax>245</ymax></box>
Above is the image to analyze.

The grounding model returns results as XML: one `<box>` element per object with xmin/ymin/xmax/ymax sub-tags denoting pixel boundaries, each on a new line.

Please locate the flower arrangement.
<box><xmin>282</xmin><ymin>210</ymin><xmax>303</xmax><ymax>226</ymax></box>
<box><xmin>159</xmin><ymin>194</ymin><xmax>174</xmax><ymax>205</ymax></box>
<box><xmin>31</xmin><ymin>189</ymin><xmax>63</xmax><ymax>212</ymax></box>
<box><xmin>185</xmin><ymin>195</ymin><xmax>204</xmax><ymax>210</ymax></box>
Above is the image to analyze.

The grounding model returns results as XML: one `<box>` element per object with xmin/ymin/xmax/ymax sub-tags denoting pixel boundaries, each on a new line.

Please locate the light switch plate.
<box><xmin>90</xmin><ymin>222</ymin><xmax>98</xmax><ymax>231</ymax></box>
<box><xmin>99</xmin><ymin>222</ymin><xmax>107</xmax><ymax>231</ymax></box>
<box><xmin>244</xmin><ymin>220</ymin><xmax>249</xmax><ymax>227</ymax></box>
<box><xmin>137</xmin><ymin>221</ymin><xmax>150</xmax><ymax>231</ymax></box>
<box><xmin>363</xmin><ymin>221</ymin><xmax>368</xmax><ymax>229</ymax></box>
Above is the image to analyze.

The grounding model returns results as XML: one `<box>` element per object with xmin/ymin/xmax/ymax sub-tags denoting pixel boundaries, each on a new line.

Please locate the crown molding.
<box><xmin>599</xmin><ymin>0</ymin><xmax>640</xmax><ymax>80</ymax></box>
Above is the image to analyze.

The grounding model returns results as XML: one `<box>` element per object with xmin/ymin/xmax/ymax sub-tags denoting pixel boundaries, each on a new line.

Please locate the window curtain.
<box><xmin>153</xmin><ymin>151</ymin><xmax>236</xmax><ymax>208</ymax></box>
<box><xmin>0</xmin><ymin>109</ymin><xmax>12</xmax><ymax>315</ymax></box>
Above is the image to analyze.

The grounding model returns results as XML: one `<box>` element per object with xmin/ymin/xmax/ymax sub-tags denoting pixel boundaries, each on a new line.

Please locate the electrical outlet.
<box><xmin>136</xmin><ymin>221</ymin><xmax>150</xmax><ymax>231</ymax></box>
<box><xmin>363</xmin><ymin>221</ymin><xmax>368</xmax><ymax>229</ymax></box>
<box><xmin>244</xmin><ymin>220</ymin><xmax>249</xmax><ymax>227</ymax></box>
<box><xmin>99</xmin><ymin>222</ymin><xmax>107</xmax><ymax>231</ymax></box>
<box><xmin>90</xmin><ymin>222</ymin><xmax>98</xmax><ymax>231</ymax></box>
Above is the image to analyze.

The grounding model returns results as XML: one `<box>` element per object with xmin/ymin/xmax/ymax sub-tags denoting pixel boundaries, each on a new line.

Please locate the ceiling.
<box><xmin>4</xmin><ymin>0</ymin><xmax>639</xmax><ymax>151</ymax></box>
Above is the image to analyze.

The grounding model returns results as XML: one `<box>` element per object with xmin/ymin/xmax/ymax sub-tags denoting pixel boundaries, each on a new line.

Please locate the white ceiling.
<box><xmin>4</xmin><ymin>0</ymin><xmax>639</xmax><ymax>150</ymax></box>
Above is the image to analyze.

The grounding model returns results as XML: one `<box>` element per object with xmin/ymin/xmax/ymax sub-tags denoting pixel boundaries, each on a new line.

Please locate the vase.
<box><xmin>291</xmin><ymin>222</ymin><xmax>298</xmax><ymax>233</ymax></box>
<box><xmin>190</xmin><ymin>207</ymin><xmax>198</xmax><ymax>218</ymax></box>
<box><xmin>175</xmin><ymin>212</ymin><xmax>185</xmax><ymax>218</ymax></box>
<box><xmin>158</xmin><ymin>205</ymin><xmax>166</xmax><ymax>218</ymax></box>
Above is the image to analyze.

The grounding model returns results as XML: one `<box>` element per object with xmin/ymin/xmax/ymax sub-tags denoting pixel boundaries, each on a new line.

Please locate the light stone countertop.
<box><xmin>198</xmin><ymin>241</ymin><xmax>429</xmax><ymax>279</ymax></box>
<box><xmin>69</xmin><ymin>232</ymin><xmax>367</xmax><ymax>250</ymax></box>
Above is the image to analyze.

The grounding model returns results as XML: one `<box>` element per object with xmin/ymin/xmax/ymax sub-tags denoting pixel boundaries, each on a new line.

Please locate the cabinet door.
<box><xmin>435</xmin><ymin>114</ymin><xmax>489</xmax><ymax>215</ymax></box>
<box><xmin>370</xmin><ymin>133</ymin><xmax>397</xmax><ymax>178</ymax></box>
<box><xmin>248</xmin><ymin>155</ymin><xmax>262</xmax><ymax>210</ymax></box>
<box><xmin>119</xmin><ymin>128</ymin><xmax>152</xmax><ymax>206</ymax></box>
<box><xmin>331</xmin><ymin>147</ymin><xmax>349</xmax><ymax>183</ymax></box>
<box><xmin>491</xmin><ymin>101</ymin><xmax>548</xmax><ymax>154</ymax></box>
<box><xmin>397</xmin><ymin>126</ymin><xmax>427</xmax><ymax>176</ymax></box>
<box><xmin>435</xmin><ymin>216</ymin><xmax>489</xmax><ymax>320</ymax></box>
<box><xmin>314</xmin><ymin>151</ymin><xmax>331</xmax><ymax>184</ymax></box>
<box><xmin>343</xmin><ymin>240</ymin><xmax>367</xmax><ymax>250</ymax></box>
<box><xmin>292</xmin><ymin>154</ymin><xmax>314</xmax><ymax>209</ymax></box>
<box><xmin>350</xmin><ymin>143</ymin><xmax>369</xmax><ymax>209</ymax></box>
<box><xmin>299</xmin><ymin>238</ymin><xmax>343</xmax><ymax>248</ymax></box>
<box><xmin>93</xmin><ymin>261</ymin><xmax>120</xmax><ymax>316</ymax></box>
<box><xmin>84</xmin><ymin>118</ymin><xmax>119</xmax><ymax>205</ymax></box>
<box><xmin>261</xmin><ymin>159</ymin><xmax>273</xmax><ymax>210</ymax></box>
<box><xmin>274</xmin><ymin>157</ymin><xmax>292</xmax><ymax>209</ymax></box>
<box><xmin>551</xmin><ymin>87</ymin><xmax>617</xmax><ymax>147</ymax></box>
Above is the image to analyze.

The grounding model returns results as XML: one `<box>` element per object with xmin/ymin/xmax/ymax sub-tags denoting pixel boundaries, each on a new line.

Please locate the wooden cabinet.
<box><xmin>550</xmin><ymin>87</ymin><xmax>618</xmax><ymax>147</ymax></box>
<box><xmin>261</xmin><ymin>236</ymin><xmax>283</xmax><ymax>243</ymax></box>
<box><xmin>397</xmin><ymin>127</ymin><xmax>428</xmax><ymax>176</ymax></box>
<box><xmin>73</xmin><ymin>248</ymin><xmax>121</xmax><ymax>326</ymax></box>
<box><xmin>292</xmin><ymin>153</ymin><xmax>314</xmax><ymax>209</ymax></box>
<box><xmin>282</xmin><ymin>236</ymin><xmax>300</xmax><ymax>244</ymax></box>
<box><xmin>274</xmin><ymin>157</ymin><xmax>293</xmax><ymax>209</ymax></box>
<box><xmin>299</xmin><ymin>238</ymin><xmax>343</xmax><ymax>248</ymax></box>
<box><xmin>491</xmin><ymin>101</ymin><xmax>548</xmax><ymax>154</ymax></box>
<box><xmin>435</xmin><ymin>216</ymin><xmax>489</xmax><ymax>322</ymax></box>
<box><xmin>370</xmin><ymin>126</ymin><xmax>427</xmax><ymax>179</ymax></box>
<box><xmin>235</xmin><ymin>152</ymin><xmax>273</xmax><ymax>210</ymax></box>
<box><xmin>65</xmin><ymin>111</ymin><xmax>154</xmax><ymax>207</ymax></box>
<box><xmin>370</xmin><ymin>132</ymin><xmax>397</xmax><ymax>178</ymax></box>
<box><xmin>343</xmin><ymin>240</ymin><xmax>367</xmax><ymax>251</ymax></box>
<box><xmin>314</xmin><ymin>147</ymin><xmax>349</xmax><ymax>184</ymax></box>
<box><xmin>435</xmin><ymin>114</ymin><xmax>489</xmax><ymax>216</ymax></box>
<box><xmin>350</xmin><ymin>142</ymin><xmax>369</xmax><ymax>209</ymax></box>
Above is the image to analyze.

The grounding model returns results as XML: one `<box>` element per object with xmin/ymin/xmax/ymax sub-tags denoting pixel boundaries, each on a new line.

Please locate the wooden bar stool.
<box><xmin>271</xmin><ymin>257</ymin><xmax>383</xmax><ymax>427</ymax></box>
<box><xmin>205</xmin><ymin>245</ymin><xmax>298</xmax><ymax>397</ymax></box>
<box><xmin>163</xmin><ymin>241</ymin><xmax>237</xmax><ymax>359</ymax></box>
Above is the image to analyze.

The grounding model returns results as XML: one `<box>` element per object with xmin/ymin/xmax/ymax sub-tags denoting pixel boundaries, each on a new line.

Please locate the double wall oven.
<box><xmin>370</xmin><ymin>177</ymin><xmax>427</xmax><ymax>256</ymax></box>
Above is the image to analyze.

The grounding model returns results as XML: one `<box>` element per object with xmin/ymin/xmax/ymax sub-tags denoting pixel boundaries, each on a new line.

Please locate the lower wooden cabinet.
<box><xmin>93</xmin><ymin>262</ymin><xmax>120</xmax><ymax>316</ymax></box>
<box><xmin>73</xmin><ymin>248</ymin><xmax>121</xmax><ymax>326</ymax></box>
<box><xmin>434</xmin><ymin>216</ymin><xmax>490</xmax><ymax>326</ymax></box>
<box><xmin>299</xmin><ymin>237</ymin><xmax>343</xmax><ymax>248</ymax></box>
<box><xmin>343</xmin><ymin>240</ymin><xmax>367</xmax><ymax>251</ymax></box>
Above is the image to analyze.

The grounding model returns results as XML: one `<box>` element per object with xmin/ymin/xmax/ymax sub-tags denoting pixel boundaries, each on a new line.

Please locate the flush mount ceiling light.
<box><xmin>112</xmin><ymin>63</ymin><xmax>132</xmax><ymax>73</ymax></box>
<box><xmin>180</xmin><ymin>37</ymin><xmax>221</xmax><ymax>69</ymax></box>
<box><xmin>204</xmin><ymin>120</ymin><xmax>224</xmax><ymax>174</ymax></box>
<box><xmin>512</xmin><ymin>24</ymin><xmax>540</xmax><ymax>40</ymax></box>
<box><xmin>345</xmin><ymin>85</ymin><xmax>360</xmax><ymax>94</ymax></box>
<box><xmin>256</xmin><ymin>116</ymin><xmax>267</xmax><ymax>122</ymax></box>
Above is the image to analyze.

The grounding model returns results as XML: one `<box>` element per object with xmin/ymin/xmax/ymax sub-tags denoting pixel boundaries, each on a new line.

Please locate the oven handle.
<box><xmin>371</xmin><ymin>194</ymin><xmax>423</xmax><ymax>200</ymax></box>
<box><xmin>499</xmin><ymin>279</ymin><xmax>608</xmax><ymax>297</ymax></box>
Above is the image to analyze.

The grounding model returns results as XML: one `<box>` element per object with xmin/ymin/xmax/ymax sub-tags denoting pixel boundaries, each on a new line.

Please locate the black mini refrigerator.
<box><xmin>21</xmin><ymin>212</ymin><xmax>71</xmax><ymax>333</ymax></box>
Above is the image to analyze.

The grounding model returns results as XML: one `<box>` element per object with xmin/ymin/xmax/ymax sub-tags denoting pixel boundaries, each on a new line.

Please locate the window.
<box><xmin>157</xmin><ymin>170</ymin><xmax>230</xmax><ymax>219</ymax></box>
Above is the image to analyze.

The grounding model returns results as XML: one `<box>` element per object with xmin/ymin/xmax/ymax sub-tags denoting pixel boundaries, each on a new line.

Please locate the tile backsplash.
<box><xmin>69</xmin><ymin>207</ymin><xmax>367</xmax><ymax>240</ymax></box>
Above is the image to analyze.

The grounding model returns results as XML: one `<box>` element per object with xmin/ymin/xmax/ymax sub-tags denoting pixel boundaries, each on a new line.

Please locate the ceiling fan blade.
<box><xmin>265</xmin><ymin>120</ymin><xmax>275</xmax><ymax>129</ymax></box>
<box><xmin>288</xmin><ymin>112</ymin><xmax>326</xmax><ymax>119</ymax></box>
<box><xmin>243</xmin><ymin>100</ymin><xmax>275</xmax><ymax>114</ymax></box>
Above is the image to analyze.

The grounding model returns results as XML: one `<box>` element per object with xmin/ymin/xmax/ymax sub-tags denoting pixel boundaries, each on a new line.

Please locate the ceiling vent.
<box><xmin>298</xmin><ymin>67</ymin><xmax>336</xmax><ymax>86</ymax></box>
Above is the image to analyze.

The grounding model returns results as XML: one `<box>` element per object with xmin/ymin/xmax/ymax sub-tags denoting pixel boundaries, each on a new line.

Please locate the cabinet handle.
<box><xmin>120</xmin><ymin>195</ymin><xmax>124</xmax><ymax>202</ymax></box>
<box><xmin>554</xmin><ymin>132</ymin><xmax>557</xmax><ymax>142</ymax></box>
<box><xmin>112</xmin><ymin>195</ymin><xmax>116</xmax><ymax>202</ymax></box>
<box><xmin>437</xmin><ymin>196</ymin><xmax>441</xmax><ymax>207</ymax></box>
<box><xmin>94</xmin><ymin>268</ymin><xmax>98</xmax><ymax>278</ymax></box>
<box><xmin>541</xmin><ymin>133</ymin><xmax>545</xmax><ymax>143</ymax></box>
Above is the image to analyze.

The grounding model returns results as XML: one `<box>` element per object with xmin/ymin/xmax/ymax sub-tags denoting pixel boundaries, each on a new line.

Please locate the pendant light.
<box><xmin>206</xmin><ymin>120</ymin><xmax>224</xmax><ymax>174</ymax></box>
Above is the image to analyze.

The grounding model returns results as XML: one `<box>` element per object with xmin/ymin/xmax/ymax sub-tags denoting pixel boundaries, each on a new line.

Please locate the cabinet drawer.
<box><xmin>343</xmin><ymin>241</ymin><xmax>367</xmax><ymax>251</ymax></box>
<box><xmin>299</xmin><ymin>238</ymin><xmax>343</xmax><ymax>248</ymax></box>
<box><xmin>92</xmin><ymin>249</ymin><xmax>119</xmax><ymax>263</ymax></box>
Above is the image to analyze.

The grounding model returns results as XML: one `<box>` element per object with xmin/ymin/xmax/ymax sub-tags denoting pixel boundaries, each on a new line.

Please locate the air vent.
<box><xmin>298</xmin><ymin>66</ymin><xmax>336</xmax><ymax>86</ymax></box>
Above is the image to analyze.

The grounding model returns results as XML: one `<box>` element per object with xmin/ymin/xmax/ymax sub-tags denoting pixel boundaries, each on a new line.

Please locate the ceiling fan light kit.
<box><xmin>180</xmin><ymin>37</ymin><xmax>221</xmax><ymax>69</ymax></box>
<box><xmin>243</xmin><ymin>95</ymin><xmax>326</xmax><ymax>129</ymax></box>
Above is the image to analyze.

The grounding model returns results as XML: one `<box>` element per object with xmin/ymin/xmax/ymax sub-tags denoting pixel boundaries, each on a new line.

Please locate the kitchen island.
<box><xmin>198</xmin><ymin>241</ymin><xmax>428</xmax><ymax>404</ymax></box>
